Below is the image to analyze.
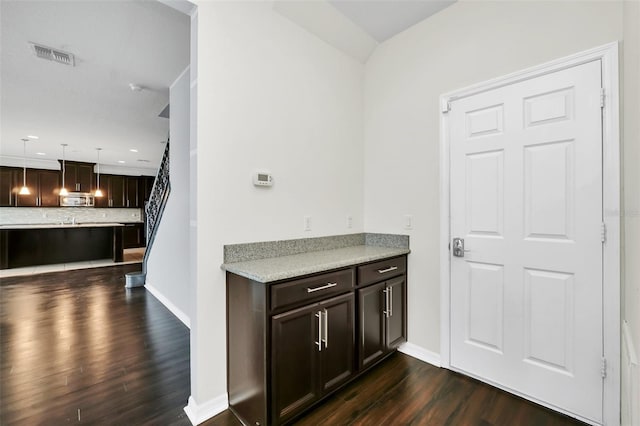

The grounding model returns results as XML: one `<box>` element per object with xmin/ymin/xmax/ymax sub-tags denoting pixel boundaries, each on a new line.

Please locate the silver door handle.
<box><xmin>315</xmin><ymin>311</ymin><xmax>322</xmax><ymax>352</ymax></box>
<box><xmin>389</xmin><ymin>286</ymin><xmax>393</xmax><ymax>317</ymax></box>
<box><xmin>322</xmin><ymin>309</ymin><xmax>328</xmax><ymax>349</ymax></box>
<box><xmin>307</xmin><ymin>282</ymin><xmax>337</xmax><ymax>293</ymax></box>
<box><xmin>452</xmin><ymin>238</ymin><xmax>471</xmax><ymax>257</ymax></box>
<box><xmin>383</xmin><ymin>288</ymin><xmax>390</xmax><ymax>318</ymax></box>
<box><xmin>378</xmin><ymin>266</ymin><xmax>398</xmax><ymax>274</ymax></box>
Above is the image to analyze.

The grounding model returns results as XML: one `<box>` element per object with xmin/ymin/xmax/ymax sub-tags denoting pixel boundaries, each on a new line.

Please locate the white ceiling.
<box><xmin>0</xmin><ymin>0</ymin><xmax>190</xmax><ymax>173</ymax></box>
<box><xmin>328</xmin><ymin>0</ymin><xmax>456</xmax><ymax>43</ymax></box>
<box><xmin>1</xmin><ymin>0</ymin><xmax>453</xmax><ymax>174</ymax></box>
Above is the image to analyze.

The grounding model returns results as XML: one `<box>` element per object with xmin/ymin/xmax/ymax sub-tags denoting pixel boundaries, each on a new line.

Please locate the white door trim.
<box><xmin>439</xmin><ymin>42</ymin><xmax>620</xmax><ymax>425</ymax></box>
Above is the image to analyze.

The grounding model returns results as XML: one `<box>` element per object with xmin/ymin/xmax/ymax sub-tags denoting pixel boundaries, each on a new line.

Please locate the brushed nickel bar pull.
<box><xmin>378</xmin><ymin>266</ymin><xmax>398</xmax><ymax>274</ymax></box>
<box><xmin>389</xmin><ymin>286</ymin><xmax>393</xmax><ymax>317</ymax></box>
<box><xmin>315</xmin><ymin>311</ymin><xmax>322</xmax><ymax>352</ymax></box>
<box><xmin>307</xmin><ymin>282</ymin><xmax>337</xmax><ymax>293</ymax></box>
<box><xmin>322</xmin><ymin>309</ymin><xmax>328</xmax><ymax>349</ymax></box>
<box><xmin>383</xmin><ymin>288</ymin><xmax>389</xmax><ymax>318</ymax></box>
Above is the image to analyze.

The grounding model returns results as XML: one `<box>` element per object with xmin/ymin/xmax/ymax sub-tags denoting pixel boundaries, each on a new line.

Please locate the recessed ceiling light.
<box><xmin>129</xmin><ymin>148</ymin><xmax>138</xmax><ymax>153</ymax></box>
<box><xmin>27</xmin><ymin>135</ymin><xmax>39</xmax><ymax>140</ymax></box>
<box><xmin>36</xmin><ymin>152</ymin><xmax>46</xmax><ymax>156</ymax></box>
<box><xmin>118</xmin><ymin>160</ymin><xmax>126</xmax><ymax>164</ymax></box>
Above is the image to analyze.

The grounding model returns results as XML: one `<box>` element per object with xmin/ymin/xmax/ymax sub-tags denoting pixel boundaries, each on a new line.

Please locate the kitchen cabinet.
<box><xmin>357</xmin><ymin>256</ymin><xmax>407</xmax><ymax>370</ymax></box>
<box><xmin>227</xmin><ymin>254</ymin><xmax>407</xmax><ymax>426</ymax></box>
<box><xmin>122</xmin><ymin>223</ymin><xmax>145</xmax><ymax>248</ymax></box>
<box><xmin>62</xmin><ymin>161</ymin><xmax>94</xmax><ymax>193</ymax></box>
<box><xmin>95</xmin><ymin>175</ymin><xmax>153</xmax><ymax>208</ymax></box>
<box><xmin>16</xmin><ymin>169</ymin><xmax>60</xmax><ymax>207</ymax></box>
<box><xmin>272</xmin><ymin>293</ymin><xmax>354</xmax><ymax>424</ymax></box>
<box><xmin>0</xmin><ymin>167</ymin><xmax>18</xmax><ymax>206</ymax></box>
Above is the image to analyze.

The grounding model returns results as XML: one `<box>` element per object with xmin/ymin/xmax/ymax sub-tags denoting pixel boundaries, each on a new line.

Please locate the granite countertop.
<box><xmin>0</xmin><ymin>222</ymin><xmax>128</xmax><ymax>230</ymax></box>
<box><xmin>222</xmin><ymin>245</ymin><xmax>410</xmax><ymax>283</ymax></box>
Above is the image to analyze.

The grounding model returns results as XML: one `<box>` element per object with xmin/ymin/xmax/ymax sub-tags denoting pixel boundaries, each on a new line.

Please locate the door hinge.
<box><xmin>441</xmin><ymin>99</ymin><xmax>451</xmax><ymax>113</ymax></box>
<box><xmin>601</xmin><ymin>357</ymin><xmax>607</xmax><ymax>379</ymax></box>
<box><xmin>601</xmin><ymin>222</ymin><xmax>607</xmax><ymax>243</ymax></box>
<box><xmin>600</xmin><ymin>88</ymin><xmax>605</xmax><ymax>108</ymax></box>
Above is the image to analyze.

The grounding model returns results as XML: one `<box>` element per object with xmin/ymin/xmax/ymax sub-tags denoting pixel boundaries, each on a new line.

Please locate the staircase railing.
<box><xmin>142</xmin><ymin>141</ymin><xmax>171</xmax><ymax>273</ymax></box>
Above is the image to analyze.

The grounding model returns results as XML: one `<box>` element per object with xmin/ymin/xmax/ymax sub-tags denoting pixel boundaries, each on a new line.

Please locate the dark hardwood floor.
<box><xmin>0</xmin><ymin>264</ymin><xmax>191</xmax><ymax>425</ymax></box>
<box><xmin>2</xmin><ymin>265</ymin><xmax>586</xmax><ymax>426</ymax></box>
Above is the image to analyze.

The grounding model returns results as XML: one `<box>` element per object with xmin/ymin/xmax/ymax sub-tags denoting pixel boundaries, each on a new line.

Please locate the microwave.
<box><xmin>60</xmin><ymin>192</ymin><xmax>95</xmax><ymax>207</ymax></box>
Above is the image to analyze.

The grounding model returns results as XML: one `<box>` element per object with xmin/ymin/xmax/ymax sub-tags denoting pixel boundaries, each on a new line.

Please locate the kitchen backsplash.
<box><xmin>0</xmin><ymin>207</ymin><xmax>142</xmax><ymax>225</ymax></box>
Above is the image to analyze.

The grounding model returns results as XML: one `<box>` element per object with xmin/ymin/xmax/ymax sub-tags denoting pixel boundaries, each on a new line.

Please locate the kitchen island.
<box><xmin>0</xmin><ymin>223</ymin><xmax>125</xmax><ymax>269</ymax></box>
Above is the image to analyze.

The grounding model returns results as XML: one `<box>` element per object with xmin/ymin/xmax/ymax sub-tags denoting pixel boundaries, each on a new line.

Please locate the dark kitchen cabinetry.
<box><xmin>15</xmin><ymin>169</ymin><xmax>60</xmax><ymax>207</ymax></box>
<box><xmin>0</xmin><ymin>167</ymin><xmax>18</xmax><ymax>206</ymax></box>
<box><xmin>272</xmin><ymin>293</ymin><xmax>354</xmax><ymax>424</ymax></box>
<box><xmin>357</xmin><ymin>256</ymin><xmax>407</xmax><ymax>370</ymax></box>
<box><xmin>62</xmin><ymin>161</ymin><xmax>94</xmax><ymax>193</ymax></box>
<box><xmin>95</xmin><ymin>175</ymin><xmax>153</xmax><ymax>208</ymax></box>
<box><xmin>227</xmin><ymin>254</ymin><xmax>407</xmax><ymax>426</ymax></box>
<box><xmin>122</xmin><ymin>223</ymin><xmax>145</xmax><ymax>248</ymax></box>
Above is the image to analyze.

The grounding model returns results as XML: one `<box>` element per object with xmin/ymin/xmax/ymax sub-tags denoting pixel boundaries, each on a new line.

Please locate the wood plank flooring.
<box><xmin>2</xmin><ymin>265</ymin><xmax>586</xmax><ymax>426</ymax></box>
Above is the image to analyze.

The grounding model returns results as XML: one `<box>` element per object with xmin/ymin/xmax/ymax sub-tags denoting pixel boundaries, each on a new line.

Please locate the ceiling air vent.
<box><xmin>30</xmin><ymin>42</ymin><xmax>75</xmax><ymax>66</ymax></box>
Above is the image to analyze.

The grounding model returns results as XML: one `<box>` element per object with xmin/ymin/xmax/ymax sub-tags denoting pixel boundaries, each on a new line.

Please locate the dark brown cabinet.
<box><xmin>272</xmin><ymin>293</ymin><xmax>354</xmax><ymax>424</ymax></box>
<box><xmin>357</xmin><ymin>256</ymin><xmax>407</xmax><ymax>371</ymax></box>
<box><xmin>358</xmin><ymin>276</ymin><xmax>406</xmax><ymax>370</ymax></box>
<box><xmin>122</xmin><ymin>223</ymin><xmax>144</xmax><ymax>248</ymax></box>
<box><xmin>62</xmin><ymin>161</ymin><xmax>93</xmax><ymax>193</ymax></box>
<box><xmin>0</xmin><ymin>167</ymin><xmax>18</xmax><ymax>206</ymax></box>
<box><xmin>95</xmin><ymin>174</ymin><xmax>153</xmax><ymax>208</ymax></box>
<box><xmin>227</xmin><ymin>254</ymin><xmax>407</xmax><ymax>426</ymax></box>
<box><xmin>15</xmin><ymin>169</ymin><xmax>60</xmax><ymax>207</ymax></box>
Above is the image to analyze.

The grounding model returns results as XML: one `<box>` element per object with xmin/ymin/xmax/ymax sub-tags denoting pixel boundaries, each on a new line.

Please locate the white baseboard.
<box><xmin>144</xmin><ymin>282</ymin><xmax>191</xmax><ymax>329</ymax></box>
<box><xmin>184</xmin><ymin>394</ymin><xmax>229</xmax><ymax>425</ymax></box>
<box><xmin>398</xmin><ymin>342</ymin><xmax>441</xmax><ymax>367</ymax></box>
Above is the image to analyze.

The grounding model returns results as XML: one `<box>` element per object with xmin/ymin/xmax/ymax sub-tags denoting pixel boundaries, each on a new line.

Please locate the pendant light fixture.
<box><xmin>59</xmin><ymin>143</ymin><xmax>68</xmax><ymax>196</ymax></box>
<box><xmin>94</xmin><ymin>148</ymin><xmax>103</xmax><ymax>197</ymax></box>
<box><xmin>18</xmin><ymin>138</ymin><xmax>30</xmax><ymax>195</ymax></box>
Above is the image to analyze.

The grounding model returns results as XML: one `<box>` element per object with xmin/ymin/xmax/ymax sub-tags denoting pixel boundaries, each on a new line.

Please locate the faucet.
<box><xmin>72</xmin><ymin>217</ymin><xmax>77</xmax><ymax>225</ymax></box>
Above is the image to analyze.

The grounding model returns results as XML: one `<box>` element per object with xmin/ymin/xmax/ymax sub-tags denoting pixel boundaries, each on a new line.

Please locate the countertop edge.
<box><xmin>222</xmin><ymin>247</ymin><xmax>410</xmax><ymax>283</ymax></box>
<box><xmin>0</xmin><ymin>223</ymin><xmax>133</xmax><ymax>230</ymax></box>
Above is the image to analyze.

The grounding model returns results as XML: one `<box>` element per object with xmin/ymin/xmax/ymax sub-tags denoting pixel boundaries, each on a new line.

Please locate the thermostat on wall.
<box><xmin>253</xmin><ymin>172</ymin><xmax>273</xmax><ymax>187</ymax></box>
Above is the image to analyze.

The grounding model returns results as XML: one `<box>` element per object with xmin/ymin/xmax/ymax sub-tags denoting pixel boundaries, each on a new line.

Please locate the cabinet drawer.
<box><xmin>357</xmin><ymin>256</ymin><xmax>406</xmax><ymax>286</ymax></box>
<box><xmin>271</xmin><ymin>269</ymin><xmax>354</xmax><ymax>311</ymax></box>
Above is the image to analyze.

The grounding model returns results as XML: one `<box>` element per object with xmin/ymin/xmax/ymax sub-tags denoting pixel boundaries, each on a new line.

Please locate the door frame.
<box><xmin>439</xmin><ymin>42</ymin><xmax>620</xmax><ymax>425</ymax></box>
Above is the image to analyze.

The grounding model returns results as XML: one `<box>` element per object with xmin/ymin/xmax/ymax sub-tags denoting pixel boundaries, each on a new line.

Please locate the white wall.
<box><xmin>191</xmin><ymin>0</ymin><xmax>364</xmax><ymax>413</ymax></box>
<box><xmin>363</xmin><ymin>0</ymin><xmax>624</xmax><ymax>356</ymax></box>
<box><xmin>622</xmin><ymin>1</ymin><xmax>640</xmax><ymax>424</ymax></box>
<box><xmin>145</xmin><ymin>66</ymin><xmax>191</xmax><ymax>327</ymax></box>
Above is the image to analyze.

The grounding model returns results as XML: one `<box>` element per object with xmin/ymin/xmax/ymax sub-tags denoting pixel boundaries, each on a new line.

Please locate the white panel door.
<box><xmin>449</xmin><ymin>60</ymin><xmax>603</xmax><ymax>423</ymax></box>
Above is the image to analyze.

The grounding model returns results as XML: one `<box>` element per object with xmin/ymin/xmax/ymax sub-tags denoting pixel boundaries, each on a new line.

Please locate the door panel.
<box><xmin>358</xmin><ymin>282</ymin><xmax>385</xmax><ymax>369</ymax></box>
<box><xmin>386</xmin><ymin>276</ymin><xmax>406</xmax><ymax>350</ymax></box>
<box><xmin>449</xmin><ymin>60</ymin><xmax>603</xmax><ymax>422</ymax></box>
<box><xmin>319</xmin><ymin>293</ymin><xmax>354</xmax><ymax>393</ymax></box>
<box><xmin>271</xmin><ymin>304</ymin><xmax>319</xmax><ymax>423</ymax></box>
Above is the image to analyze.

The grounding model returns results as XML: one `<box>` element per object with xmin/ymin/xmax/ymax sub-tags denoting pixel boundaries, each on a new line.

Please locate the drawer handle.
<box><xmin>307</xmin><ymin>282</ymin><xmax>337</xmax><ymax>293</ymax></box>
<box><xmin>378</xmin><ymin>266</ymin><xmax>398</xmax><ymax>274</ymax></box>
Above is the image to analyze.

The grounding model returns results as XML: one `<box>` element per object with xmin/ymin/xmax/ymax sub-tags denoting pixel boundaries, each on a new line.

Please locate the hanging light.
<box><xmin>59</xmin><ymin>143</ymin><xmax>68</xmax><ymax>196</ymax></box>
<box><xmin>95</xmin><ymin>148</ymin><xmax>103</xmax><ymax>197</ymax></box>
<box><xmin>19</xmin><ymin>138</ymin><xmax>30</xmax><ymax>195</ymax></box>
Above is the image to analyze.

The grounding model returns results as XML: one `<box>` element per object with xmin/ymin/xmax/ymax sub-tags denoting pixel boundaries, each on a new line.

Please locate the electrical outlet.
<box><xmin>404</xmin><ymin>214</ymin><xmax>413</xmax><ymax>230</ymax></box>
<box><xmin>304</xmin><ymin>216</ymin><xmax>312</xmax><ymax>231</ymax></box>
<box><xmin>347</xmin><ymin>215</ymin><xmax>353</xmax><ymax>229</ymax></box>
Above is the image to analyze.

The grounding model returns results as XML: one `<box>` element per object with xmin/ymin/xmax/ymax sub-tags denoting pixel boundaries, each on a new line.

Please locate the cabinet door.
<box><xmin>0</xmin><ymin>168</ymin><xmax>16</xmax><ymax>206</ymax></box>
<box><xmin>109</xmin><ymin>175</ymin><xmax>125</xmax><ymax>207</ymax></box>
<box><xmin>386</xmin><ymin>276</ymin><xmax>406</xmax><ymax>350</ymax></box>
<box><xmin>358</xmin><ymin>281</ymin><xmax>386</xmax><ymax>369</ymax></box>
<box><xmin>319</xmin><ymin>293</ymin><xmax>355</xmax><ymax>394</ymax></box>
<box><xmin>76</xmin><ymin>163</ymin><xmax>93</xmax><ymax>192</ymax></box>
<box><xmin>15</xmin><ymin>169</ymin><xmax>38</xmax><ymax>206</ymax></box>
<box><xmin>272</xmin><ymin>303</ymin><xmax>320</xmax><ymax>424</ymax></box>
<box><xmin>126</xmin><ymin>177</ymin><xmax>140</xmax><ymax>208</ymax></box>
<box><xmin>38</xmin><ymin>170</ymin><xmax>60</xmax><ymax>206</ymax></box>
<box><xmin>94</xmin><ymin>174</ymin><xmax>109</xmax><ymax>208</ymax></box>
